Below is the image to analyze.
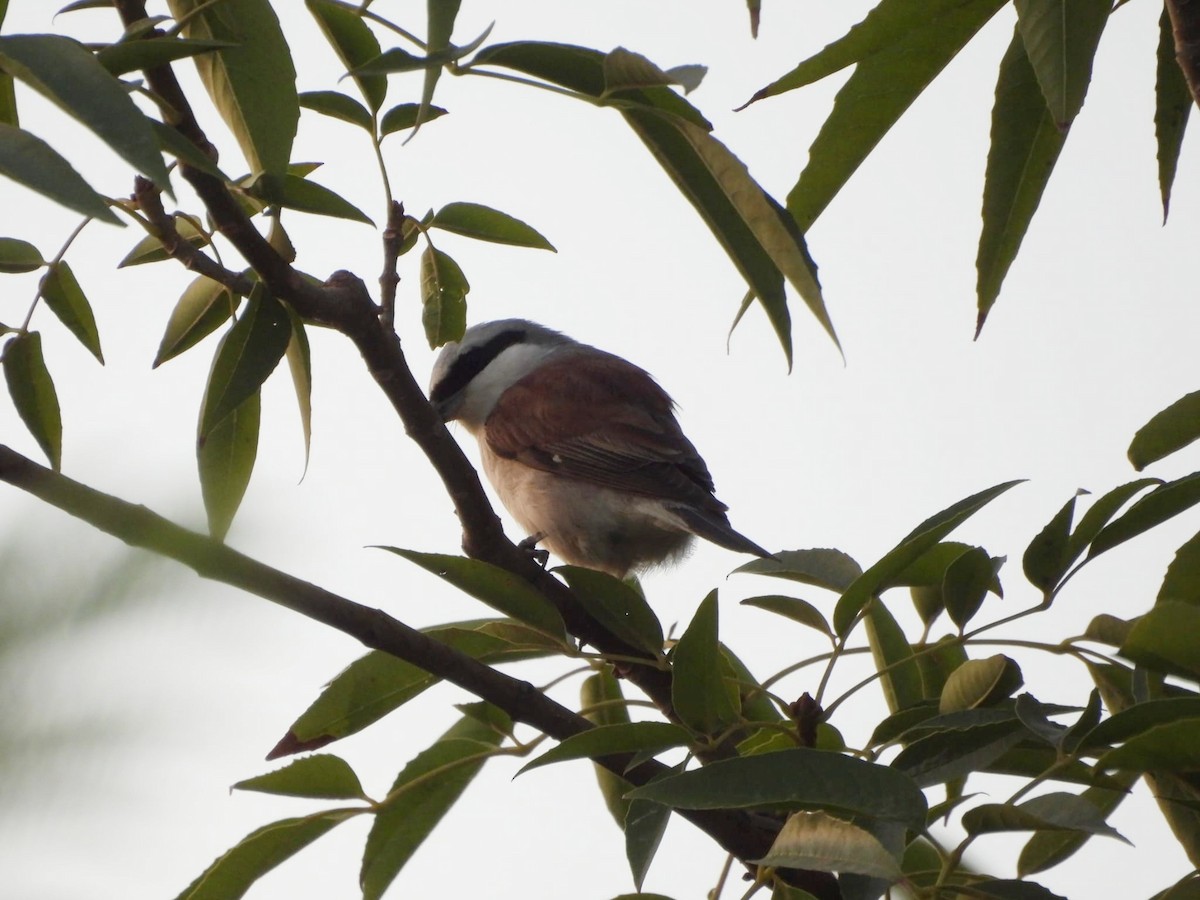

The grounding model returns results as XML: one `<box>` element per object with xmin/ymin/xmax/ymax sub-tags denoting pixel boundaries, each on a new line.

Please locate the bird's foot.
<box><xmin>517</xmin><ymin>531</ymin><xmax>550</xmax><ymax>568</ymax></box>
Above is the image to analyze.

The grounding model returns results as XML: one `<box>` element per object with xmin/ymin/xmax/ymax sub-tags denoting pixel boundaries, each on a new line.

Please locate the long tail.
<box><xmin>671</xmin><ymin>505</ymin><xmax>774</xmax><ymax>560</ymax></box>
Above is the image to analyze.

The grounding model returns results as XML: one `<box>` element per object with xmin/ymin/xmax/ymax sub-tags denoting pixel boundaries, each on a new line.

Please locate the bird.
<box><xmin>428</xmin><ymin>318</ymin><xmax>772</xmax><ymax>578</ymax></box>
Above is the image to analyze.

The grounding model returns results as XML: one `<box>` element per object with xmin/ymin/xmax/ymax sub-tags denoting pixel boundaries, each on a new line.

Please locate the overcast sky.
<box><xmin>2</xmin><ymin>2</ymin><xmax>1199</xmax><ymax>898</ymax></box>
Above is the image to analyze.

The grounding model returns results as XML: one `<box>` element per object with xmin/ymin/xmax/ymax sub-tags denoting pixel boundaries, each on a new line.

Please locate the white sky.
<box><xmin>2</xmin><ymin>1</ymin><xmax>1199</xmax><ymax>898</ymax></box>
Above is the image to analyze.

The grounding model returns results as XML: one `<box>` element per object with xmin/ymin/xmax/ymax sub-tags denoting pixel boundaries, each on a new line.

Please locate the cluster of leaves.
<box><xmin>1</xmin><ymin>1</ymin><xmax>1200</xmax><ymax>900</ymax></box>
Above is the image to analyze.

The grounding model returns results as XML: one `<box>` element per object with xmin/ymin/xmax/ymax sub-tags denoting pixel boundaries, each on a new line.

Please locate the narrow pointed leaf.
<box><xmin>0</xmin><ymin>123</ymin><xmax>120</xmax><ymax>223</ymax></box>
<box><xmin>734</xmin><ymin>547</ymin><xmax>862</xmax><ymax>593</ymax></box>
<box><xmin>0</xmin><ymin>236</ymin><xmax>40</xmax><ymax>272</ymax></box>
<box><xmin>167</xmin><ymin>0</ymin><xmax>298</xmax><ymax>175</ymax></box>
<box><xmin>233</xmin><ymin>754</ymin><xmax>366</xmax><ymax>801</ymax></box>
<box><xmin>671</xmin><ymin>591</ymin><xmax>740</xmax><ymax>733</ymax></box>
<box><xmin>1089</xmin><ymin>473</ymin><xmax>1200</xmax><ymax>558</ymax></box>
<box><xmin>413</xmin><ymin>0</ymin><xmax>460</xmax><ymax>138</ymax></box>
<box><xmin>3</xmin><ymin>331</ymin><xmax>62</xmax><ymax>469</ymax></box>
<box><xmin>380</xmin><ymin>102</ymin><xmax>448</xmax><ymax>136</ymax></box>
<box><xmin>361</xmin><ymin>715</ymin><xmax>502</xmax><ymax>900</ymax></box>
<box><xmin>865</xmin><ymin>598</ymin><xmax>922</xmax><ymax>713</ymax></box>
<box><xmin>249</xmin><ymin>173</ymin><xmax>373</xmax><ymax>224</ymax></box>
<box><xmin>1097</xmin><ymin>718</ymin><xmax>1200</xmax><ymax>771</ymax></box>
<box><xmin>0</xmin><ymin>34</ymin><xmax>169</xmax><ymax>186</ymax></box>
<box><xmin>174</xmin><ymin>810</ymin><xmax>358</xmax><ymax>900</ymax></box>
<box><xmin>306</xmin><ymin>0</ymin><xmax>386</xmax><ymax>112</ymax></box>
<box><xmin>97</xmin><ymin>36</ymin><xmax>234</xmax><ymax>76</ymax></box>
<box><xmin>284</xmin><ymin>306</ymin><xmax>312</xmax><ymax>473</ymax></box>
<box><xmin>625</xmin><ymin>786</ymin><xmax>674</xmax><ymax>892</ymax></box>
<box><xmin>892</xmin><ymin>719</ymin><xmax>1026</xmax><ymax>788</ymax></box>
<box><xmin>740</xmin><ymin>595</ymin><xmax>832</xmax><ymax>637</ymax></box>
<box><xmin>198</xmin><ymin>285</ymin><xmax>290</xmax><ymax>437</ymax></box>
<box><xmin>626</xmin><ymin>749</ymin><xmax>928</xmax><ymax>830</ymax></box>
<box><xmin>150</xmin><ymin>121</ymin><xmax>228</xmax><ymax>179</ymax></box>
<box><xmin>118</xmin><ymin>215</ymin><xmax>210</xmax><ymax>267</ymax></box>
<box><xmin>769</xmin><ymin>0</ymin><xmax>1007</xmax><ymax>230</ymax></box>
<box><xmin>833</xmin><ymin>481</ymin><xmax>1023</xmax><ymax>636</ymax></box>
<box><xmin>197</xmin><ymin>390</ymin><xmax>259</xmax><ymax>540</ymax></box>
<box><xmin>1119</xmin><ymin>602</ymin><xmax>1200</xmax><ymax>680</ymax></box>
<box><xmin>430</xmin><ymin>201</ymin><xmax>555</xmax><ymax>250</ymax></box>
<box><xmin>964</xmin><ymin>792</ymin><xmax>1128</xmax><ymax>843</ymax></box>
<box><xmin>582</xmin><ymin>670</ymin><xmax>633</xmax><ymax>827</ymax></box>
<box><xmin>1078</xmin><ymin>697</ymin><xmax>1200</xmax><ymax>754</ymax></box>
<box><xmin>1156</xmin><ymin>7</ymin><xmax>1192</xmax><ymax>222</ymax></box>
<box><xmin>519</xmin><ymin>722</ymin><xmax>690</xmax><ymax>775</ymax></box>
<box><xmin>1013</xmin><ymin>0</ymin><xmax>1110</xmax><ymax>129</ymax></box>
<box><xmin>556</xmin><ymin>565</ymin><xmax>665</xmax><ymax>658</ymax></box>
<box><xmin>419</xmin><ymin>245</ymin><xmax>468</xmax><ymax>348</ymax></box>
<box><xmin>1059</xmin><ymin>688</ymin><xmax>1101</xmax><ymax>754</ymax></box>
<box><xmin>379</xmin><ymin>548</ymin><xmax>566</xmax><ymax>639</ymax></box>
<box><xmin>298</xmin><ymin>90</ymin><xmax>372</xmax><ymax>130</ymax></box>
<box><xmin>39</xmin><ymin>261</ymin><xmax>102</xmax><ymax>362</ymax></box>
<box><xmin>1129</xmin><ymin>390</ymin><xmax>1200</xmax><ymax>471</ymax></box>
<box><xmin>1065</xmin><ymin>478</ymin><xmax>1160</xmax><ymax>563</ymax></box>
<box><xmin>754</xmin><ymin>811</ymin><xmax>901</xmax><ymax>880</ymax></box>
<box><xmin>1018</xmin><ymin>773</ymin><xmax>1138</xmax><ymax>876</ymax></box>
<box><xmin>154</xmin><ymin>275</ymin><xmax>238</xmax><ymax>367</ymax></box>
<box><xmin>976</xmin><ymin>28</ymin><xmax>1068</xmax><ymax>333</ymax></box>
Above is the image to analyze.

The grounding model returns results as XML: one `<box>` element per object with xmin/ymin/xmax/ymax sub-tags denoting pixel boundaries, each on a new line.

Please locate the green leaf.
<box><xmin>233</xmin><ymin>754</ymin><xmax>367</xmax><ymax>801</ymax></box>
<box><xmin>419</xmin><ymin>245</ymin><xmax>469</xmax><ymax>349</ymax></box>
<box><xmin>1078</xmin><ymin>697</ymin><xmax>1200</xmax><ymax>755</ymax></box>
<box><xmin>39</xmin><ymin>261</ymin><xmax>102</xmax><ymax>363</ymax></box>
<box><xmin>739</xmin><ymin>594</ymin><xmax>832</xmax><ymax>637</ymax></box>
<box><xmin>379</xmin><ymin>102</ymin><xmax>448</xmax><ymax>136</ymax></box>
<box><xmin>1156</xmin><ymin>7</ymin><xmax>1192</xmax><ymax>222</ymax></box>
<box><xmin>167</xmin><ymin>0</ymin><xmax>298</xmax><ymax>175</ymax></box>
<box><xmin>965</xmin><ymin>881</ymin><xmax>1067</xmax><ymax>900</ymax></box>
<box><xmin>943</xmin><ymin>546</ymin><xmax>996</xmax><ymax>629</ymax></box>
<box><xmin>1065</xmin><ymin>478</ymin><xmax>1160</xmax><ymax>563</ymax></box>
<box><xmin>197</xmin><ymin>390</ymin><xmax>259</xmax><ymax>541</ymax></box>
<box><xmin>914</xmin><ymin>636</ymin><xmax>967</xmax><ymax>704</ymax></box>
<box><xmin>306</xmin><ymin>0</ymin><xmax>386</xmax><ymax>112</ymax></box>
<box><xmin>557</xmin><ymin>566</ymin><xmax>665</xmax><ymax>658</ymax></box>
<box><xmin>1089</xmin><ymin>473</ymin><xmax>1200</xmax><ymax>558</ymax></box>
<box><xmin>1013</xmin><ymin>694</ymin><xmax>1068</xmax><ymax>746</ymax></box>
<box><xmin>473</xmin><ymin>41</ymin><xmax>606</xmax><ymax>96</ymax></box>
<box><xmin>153</xmin><ymin>275</ymin><xmax>238</xmax><ymax>367</ymax></box>
<box><xmin>976</xmin><ymin>27</ymin><xmax>1068</xmax><ymax>334</ymax></box>
<box><xmin>1119</xmin><ymin>601</ymin><xmax>1200</xmax><ymax>680</ymax></box>
<box><xmin>249</xmin><ymin>173</ymin><xmax>373</xmax><ymax>224</ymax></box>
<box><xmin>756</xmin><ymin>0</ymin><xmax>1007</xmax><ymax>230</ymax></box>
<box><xmin>892</xmin><ymin>719</ymin><xmax>1026</xmax><ymax>788</ymax></box>
<box><xmin>1097</xmin><ymin>718</ymin><xmax>1200</xmax><ymax>771</ymax></box>
<box><xmin>624</xmin><ymin>777</ymin><xmax>675</xmax><ymax>892</ymax></box>
<box><xmin>150</xmin><ymin>120</ymin><xmax>228</xmax><ymax>180</ymax></box>
<box><xmin>963</xmin><ymin>792</ymin><xmax>1128</xmax><ymax>842</ymax></box>
<box><xmin>198</xmin><ymin>285</ymin><xmax>291</xmax><ymax>438</ymax></box>
<box><xmin>626</xmin><ymin>748</ymin><xmax>927</xmax><ymax>830</ymax></box>
<box><xmin>430</xmin><ymin>201</ymin><xmax>555</xmax><ymax>251</ymax></box>
<box><xmin>284</xmin><ymin>306</ymin><xmax>312</xmax><ymax>473</ymax></box>
<box><xmin>0</xmin><ymin>236</ymin><xmax>41</xmax><ymax>272</ymax></box>
<box><xmin>833</xmin><ymin>481</ymin><xmax>1023</xmax><ymax>636</ymax></box>
<box><xmin>97</xmin><ymin>36</ymin><xmax>234</xmax><ymax>76</ymax></box>
<box><xmin>174</xmin><ymin>810</ymin><xmax>358</xmax><ymax>900</ymax></box>
<box><xmin>0</xmin><ymin>69</ymin><xmax>14</xmax><ymax>127</ymax></box>
<box><xmin>1023</xmin><ymin>494</ymin><xmax>1078</xmax><ymax>592</ymax></box>
<box><xmin>3</xmin><ymin>331</ymin><xmax>62</xmax><ymax>469</ymax></box>
<box><xmin>581</xmin><ymin>670</ymin><xmax>633</xmax><ymax>827</ymax></box>
<box><xmin>361</xmin><ymin>715</ymin><xmax>502</xmax><ymax>900</ymax></box>
<box><xmin>118</xmin><ymin>215</ymin><xmax>210</xmax><ymax>267</ymax></box>
<box><xmin>0</xmin><ymin>35</ymin><xmax>169</xmax><ymax>187</ymax></box>
<box><xmin>1129</xmin><ymin>390</ymin><xmax>1200</xmax><ymax>471</ymax></box>
<box><xmin>939</xmin><ymin>655</ymin><xmax>1024</xmax><ymax>713</ymax></box>
<box><xmin>379</xmin><ymin>548</ymin><xmax>566</xmax><ymax>640</ymax></box>
<box><xmin>1013</xmin><ymin>0</ymin><xmax>1110</xmax><ymax>130</ymax></box>
<box><xmin>734</xmin><ymin>547</ymin><xmax>862</xmax><ymax>593</ymax></box>
<box><xmin>413</xmin><ymin>0</ymin><xmax>461</xmax><ymax>138</ymax></box>
<box><xmin>1159</xmin><ymin>530</ymin><xmax>1200</xmax><ymax>606</ymax></box>
<box><xmin>1059</xmin><ymin>688</ymin><xmax>1102</xmax><ymax>755</ymax></box>
<box><xmin>754</xmin><ymin>811</ymin><xmax>901</xmax><ymax>880</ymax></box>
<box><xmin>671</xmin><ymin>590</ymin><xmax>740</xmax><ymax>733</ymax></box>
<box><xmin>297</xmin><ymin>90</ymin><xmax>372</xmax><ymax>130</ymax></box>
<box><xmin>519</xmin><ymin>722</ymin><xmax>691</xmax><ymax>775</ymax></box>
<box><xmin>0</xmin><ymin>123</ymin><xmax>120</xmax><ymax>223</ymax></box>
<box><xmin>864</xmin><ymin>598</ymin><xmax>922</xmax><ymax>714</ymax></box>
<box><xmin>1018</xmin><ymin>773</ymin><xmax>1138</xmax><ymax>875</ymax></box>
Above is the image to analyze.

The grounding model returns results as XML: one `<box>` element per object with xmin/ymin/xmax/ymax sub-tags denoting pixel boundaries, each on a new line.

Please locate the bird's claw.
<box><xmin>518</xmin><ymin>532</ymin><xmax>550</xmax><ymax>568</ymax></box>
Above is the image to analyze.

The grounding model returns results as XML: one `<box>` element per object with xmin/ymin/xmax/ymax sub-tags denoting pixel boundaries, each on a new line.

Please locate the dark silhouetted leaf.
<box><xmin>3</xmin><ymin>331</ymin><xmax>62</xmax><ymax>469</ymax></box>
<box><xmin>735</xmin><ymin>547</ymin><xmax>862</xmax><ymax>593</ymax></box>
<box><xmin>1156</xmin><ymin>7</ymin><xmax>1192</xmax><ymax>222</ymax></box>
<box><xmin>0</xmin><ymin>123</ymin><xmax>120</xmax><ymax>223</ymax></box>
<box><xmin>1129</xmin><ymin>390</ymin><xmax>1200</xmax><ymax>471</ymax></box>
<box><xmin>307</xmin><ymin>0</ymin><xmax>386</xmax><ymax>112</ymax></box>
<box><xmin>520</xmin><ymin>722</ymin><xmax>690</xmax><ymax>775</ymax></box>
<box><xmin>1090</xmin><ymin>474</ymin><xmax>1200</xmax><ymax>558</ymax></box>
<box><xmin>1013</xmin><ymin>0</ymin><xmax>1110</xmax><ymax>128</ymax></box>
<box><xmin>1023</xmin><ymin>494</ymin><xmax>1077</xmax><ymax>592</ymax></box>
<box><xmin>1119</xmin><ymin>602</ymin><xmax>1200</xmax><ymax>680</ymax></box>
<box><xmin>97</xmin><ymin>36</ymin><xmax>234</xmax><ymax>76</ymax></box>
<box><xmin>0</xmin><ymin>236</ymin><xmax>42</xmax><ymax>272</ymax></box>
<box><xmin>379</xmin><ymin>102</ymin><xmax>448</xmax><ymax>136</ymax></box>
<box><xmin>297</xmin><ymin>90</ymin><xmax>372</xmax><ymax>130</ymax></box>
<box><xmin>557</xmin><ymin>566</ymin><xmax>665</xmax><ymax>658</ymax></box>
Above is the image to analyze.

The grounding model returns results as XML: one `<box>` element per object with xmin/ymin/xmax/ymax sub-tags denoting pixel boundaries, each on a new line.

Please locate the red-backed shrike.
<box><xmin>428</xmin><ymin>319</ymin><xmax>771</xmax><ymax>578</ymax></box>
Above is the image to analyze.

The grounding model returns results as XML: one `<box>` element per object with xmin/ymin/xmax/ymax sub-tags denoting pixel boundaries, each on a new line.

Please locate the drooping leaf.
<box><xmin>153</xmin><ymin>275</ymin><xmax>238</xmax><ymax>367</ymax></box>
<box><xmin>283</xmin><ymin>305</ymin><xmax>311</xmax><ymax>473</ymax></box>
<box><xmin>413</xmin><ymin>0</ymin><xmax>461</xmax><ymax>138</ymax></box>
<box><xmin>379</xmin><ymin>102</ymin><xmax>448</xmax><ymax>136</ymax></box>
<box><xmin>754</xmin><ymin>811</ymin><xmax>901</xmax><ymax>880</ymax></box>
<box><xmin>1119</xmin><ymin>602</ymin><xmax>1200</xmax><ymax>680</ymax></box>
<box><xmin>248</xmin><ymin>173</ymin><xmax>373</xmax><ymax>224</ymax></box>
<box><xmin>1089</xmin><ymin>473</ymin><xmax>1200</xmax><ymax>558</ymax></box>
<box><xmin>379</xmin><ymin>548</ymin><xmax>566</xmax><ymax>640</ymax></box>
<box><xmin>1018</xmin><ymin>773</ymin><xmax>1138</xmax><ymax>876</ymax></box>
<box><xmin>556</xmin><ymin>565</ymin><xmax>665</xmax><ymax>658</ymax></box>
<box><xmin>297</xmin><ymin>89</ymin><xmax>372</xmax><ymax>130</ymax></box>
<box><xmin>97</xmin><ymin>36</ymin><xmax>234</xmax><ymax>76</ymax></box>
<box><xmin>0</xmin><ymin>123</ymin><xmax>120</xmax><ymax>223</ymax></box>
<box><xmin>1156</xmin><ymin>7</ymin><xmax>1192</xmax><ymax>222</ymax></box>
<box><xmin>233</xmin><ymin>754</ymin><xmax>367</xmax><ymax>801</ymax></box>
<box><xmin>624</xmin><ymin>772</ymin><xmax>675</xmax><ymax>892</ymax></box>
<box><xmin>197</xmin><ymin>285</ymin><xmax>291</xmax><ymax>438</ymax></box>
<box><xmin>734</xmin><ymin>547</ymin><xmax>862</xmax><ymax>593</ymax></box>
<box><xmin>306</xmin><ymin>0</ymin><xmax>386</xmax><ymax>112</ymax></box>
<box><xmin>864</xmin><ymin>598</ymin><xmax>922</xmax><ymax>713</ymax></box>
<box><xmin>519</xmin><ymin>722</ymin><xmax>691</xmax><ymax>775</ymax></box>
<box><xmin>360</xmin><ymin>714</ymin><xmax>502</xmax><ymax>900</ymax></box>
<box><xmin>3</xmin><ymin>331</ymin><xmax>62</xmax><ymax>469</ymax></box>
<box><xmin>581</xmin><ymin>669</ymin><xmax>633</xmax><ymax>828</ymax></box>
<box><xmin>740</xmin><ymin>594</ymin><xmax>832</xmax><ymax>637</ymax></box>
<box><xmin>963</xmin><ymin>791</ymin><xmax>1128</xmax><ymax>843</ymax></box>
<box><xmin>833</xmin><ymin>481</ymin><xmax>1023</xmax><ymax>636</ymax></box>
<box><xmin>419</xmin><ymin>245</ymin><xmax>468</xmax><ymax>349</ymax></box>
<box><xmin>752</xmin><ymin>0</ymin><xmax>1008</xmax><ymax>230</ymax></box>
<box><xmin>197</xmin><ymin>390</ymin><xmax>259</xmax><ymax>541</ymax></box>
<box><xmin>943</xmin><ymin>546</ymin><xmax>997</xmax><ymax>629</ymax></box>
<box><xmin>1129</xmin><ymin>390</ymin><xmax>1200</xmax><ymax>471</ymax></box>
<box><xmin>939</xmin><ymin>655</ymin><xmax>1024</xmax><ymax>713</ymax></box>
<box><xmin>0</xmin><ymin>34</ymin><xmax>169</xmax><ymax>187</ymax></box>
<box><xmin>0</xmin><ymin>236</ymin><xmax>42</xmax><ymax>272</ymax></box>
<box><xmin>976</xmin><ymin>27</ymin><xmax>1068</xmax><ymax>334</ymax></box>
<box><xmin>167</xmin><ymin>0</ymin><xmax>298</xmax><ymax>175</ymax></box>
<box><xmin>430</xmin><ymin>201</ymin><xmax>555</xmax><ymax>250</ymax></box>
<box><xmin>671</xmin><ymin>590</ymin><xmax>740</xmax><ymax>734</ymax></box>
<box><xmin>1013</xmin><ymin>0</ymin><xmax>1111</xmax><ymax>129</ymax></box>
<box><xmin>39</xmin><ymin>261</ymin><xmax>102</xmax><ymax>363</ymax></box>
<box><xmin>626</xmin><ymin>749</ymin><xmax>927</xmax><ymax>830</ymax></box>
